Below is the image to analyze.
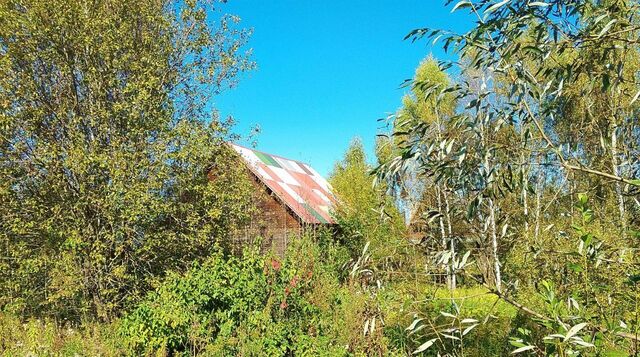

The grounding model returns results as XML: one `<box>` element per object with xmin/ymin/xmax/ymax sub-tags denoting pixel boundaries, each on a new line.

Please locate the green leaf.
<box><xmin>602</xmin><ymin>73</ymin><xmax>611</xmax><ymax>91</ymax></box>
<box><xmin>577</xmin><ymin>193</ymin><xmax>588</xmax><ymax>205</ymax></box>
<box><xmin>564</xmin><ymin>322</ymin><xmax>588</xmax><ymax>341</ymax></box>
<box><xmin>406</xmin><ymin>317</ymin><xmax>424</xmax><ymax>331</ymax></box>
<box><xmin>467</xmin><ymin>197</ymin><xmax>479</xmax><ymax>219</ymax></box>
<box><xmin>440</xmin><ymin>311</ymin><xmax>457</xmax><ymax>318</ymax></box>
<box><xmin>413</xmin><ymin>338</ymin><xmax>437</xmax><ymax>354</ymax></box>
<box><xmin>528</xmin><ymin>1</ymin><xmax>550</xmax><ymax>7</ymax></box>
<box><xmin>572</xmin><ymin>339</ymin><xmax>594</xmax><ymax>347</ymax></box>
<box><xmin>512</xmin><ymin>345</ymin><xmax>536</xmax><ymax>354</ymax></box>
<box><xmin>451</xmin><ymin>1</ymin><xmax>473</xmax><ymax>12</ymax></box>
<box><xmin>567</xmin><ymin>263</ymin><xmax>583</xmax><ymax>273</ymax></box>
<box><xmin>597</xmin><ymin>19</ymin><xmax>617</xmax><ymax>38</ymax></box>
<box><xmin>628</xmin><ymin>274</ymin><xmax>640</xmax><ymax>284</ymax></box>
<box><xmin>485</xmin><ymin>0</ymin><xmax>510</xmax><ymax>15</ymax></box>
<box><xmin>459</xmin><ymin>250</ymin><xmax>472</xmax><ymax>268</ymax></box>
<box><xmin>463</xmin><ymin>323</ymin><xmax>478</xmax><ymax>335</ymax></box>
<box><xmin>446</xmin><ymin>139</ymin><xmax>454</xmax><ymax>154</ymax></box>
<box><xmin>442</xmin><ymin>334</ymin><xmax>461</xmax><ymax>340</ymax></box>
<box><xmin>630</xmin><ymin>89</ymin><xmax>640</xmax><ymax>105</ymax></box>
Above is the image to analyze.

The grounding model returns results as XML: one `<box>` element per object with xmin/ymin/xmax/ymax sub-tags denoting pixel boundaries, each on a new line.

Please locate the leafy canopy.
<box><xmin>0</xmin><ymin>0</ymin><xmax>254</xmax><ymax>320</ymax></box>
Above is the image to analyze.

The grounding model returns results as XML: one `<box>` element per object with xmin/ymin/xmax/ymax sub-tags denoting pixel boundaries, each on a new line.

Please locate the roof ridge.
<box><xmin>229</xmin><ymin>142</ymin><xmax>312</xmax><ymax>168</ymax></box>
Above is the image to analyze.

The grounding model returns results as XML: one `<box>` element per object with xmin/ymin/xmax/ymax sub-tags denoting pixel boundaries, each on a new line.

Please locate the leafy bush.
<box><xmin>119</xmin><ymin>237</ymin><xmax>358</xmax><ymax>355</ymax></box>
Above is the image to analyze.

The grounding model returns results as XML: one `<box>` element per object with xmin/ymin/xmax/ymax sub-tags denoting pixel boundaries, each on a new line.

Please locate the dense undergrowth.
<box><xmin>0</xmin><ymin>233</ymin><xmax>522</xmax><ymax>356</ymax></box>
<box><xmin>3</xmin><ymin>193</ymin><xmax>592</xmax><ymax>356</ymax></box>
<box><xmin>3</xmin><ymin>218</ymin><xmax>637</xmax><ymax>356</ymax></box>
<box><xmin>2</xmin><ymin>139</ymin><xmax>638</xmax><ymax>356</ymax></box>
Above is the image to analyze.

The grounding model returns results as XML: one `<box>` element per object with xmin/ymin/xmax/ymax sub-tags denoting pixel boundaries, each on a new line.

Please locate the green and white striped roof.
<box><xmin>231</xmin><ymin>143</ymin><xmax>336</xmax><ymax>224</ymax></box>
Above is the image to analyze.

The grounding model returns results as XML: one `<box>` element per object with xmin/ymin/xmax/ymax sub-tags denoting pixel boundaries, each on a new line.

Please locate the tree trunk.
<box><xmin>489</xmin><ymin>197</ymin><xmax>501</xmax><ymax>292</ymax></box>
<box><xmin>610</xmin><ymin>121</ymin><xmax>626</xmax><ymax>237</ymax></box>
<box><xmin>444</xmin><ymin>188</ymin><xmax>455</xmax><ymax>289</ymax></box>
<box><xmin>534</xmin><ymin>157</ymin><xmax>543</xmax><ymax>241</ymax></box>
<box><xmin>520</xmin><ymin>129</ymin><xmax>529</xmax><ymax>236</ymax></box>
<box><xmin>436</xmin><ymin>185</ymin><xmax>451</xmax><ymax>289</ymax></box>
<box><xmin>523</xmin><ymin>174</ymin><xmax>529</xmax><ymax>235</ymax></box>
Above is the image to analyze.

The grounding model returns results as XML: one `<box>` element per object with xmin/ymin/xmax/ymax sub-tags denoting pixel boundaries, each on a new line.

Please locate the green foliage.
<box><xmin>0</xmin><ymin>232</ymin><xmax>399</xmax><ymax>356</ymax></box>
<box><xmin>504</xmin><ymin>194</ymin><xmax>638</xmax><ymax>356</ymax></box>
<box><xmin>119</xmin><ymin>235</ymin><xmax>368</xmax><ymax>355</ymax></box>
<box><xmin>399</xmin><ymin>285</ymin><xmax>517</xmax><ymax>356</ymax></box>
<box><xmin>2</xmin><ymin>0</ymin><xmax>640</xmax><ymax>355</ymax></box>
<box><xmin>381</xmin><ymin>0</ymin><xmax>640</xmax><ymax>355</ymax></box>
<box><xmin>329</xmin><ymin>138</ymin><xmax>407</xmax><ymax>267</ymax></box>
<box><xmin>398</xmin><ymin>56</ymin><xmax>456</xmax><ymax>128</ymax></box>
<box><xmin>0</xmin><ymin>0</ymin><xmax>254</xmax><ymax>320</ymax></box>
<box><xmin>0</xmin><ymin>229</ymin><xmax>554</xmax><ymax>356</ymax></box>
<box><xmin>0</xmin><ymin>312</ymin><xmax>123</xmax><ymax>356</ymax></box>
<box><xmin>377</xmin><ymin>57</ymin><xmax>460</xmax><ymax>228</ymax></box>
<box><xmin>120</xmin><ymin>250</ymin><xmax>264</xmax><ymax>354</ymax></box>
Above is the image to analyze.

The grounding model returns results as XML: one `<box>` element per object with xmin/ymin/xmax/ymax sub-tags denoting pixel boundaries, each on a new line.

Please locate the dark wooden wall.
<box><xmin>232</xmin><ymin>170</ymin><xmax>303</xmax><ymax>257</ymax></box>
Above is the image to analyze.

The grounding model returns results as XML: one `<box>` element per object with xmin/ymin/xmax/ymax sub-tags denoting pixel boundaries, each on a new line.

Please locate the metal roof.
<box><xmin>230</xmin><ymin>143</ymin><xmax>336</xmax><ymax>224</ymax></box>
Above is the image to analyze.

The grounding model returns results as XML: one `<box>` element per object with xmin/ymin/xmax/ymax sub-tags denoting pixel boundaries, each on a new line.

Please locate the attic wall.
<box><xmin>232</xmin><ymin>170</ymin><xmax>303</xmax><ymax>257</ymax></box>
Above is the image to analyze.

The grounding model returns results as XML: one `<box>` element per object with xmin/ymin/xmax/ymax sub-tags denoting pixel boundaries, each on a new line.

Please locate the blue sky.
<box><xmin>215</xmin><ymin>1</ymin><xmax>473</xmax><ymax>176</ymax></box>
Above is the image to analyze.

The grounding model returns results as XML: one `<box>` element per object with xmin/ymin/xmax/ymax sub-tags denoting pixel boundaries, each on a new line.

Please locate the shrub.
<box><xmin>119</xmin><ymin>236</ymin><xmax>360</xmax><ymax>355</ymax></box>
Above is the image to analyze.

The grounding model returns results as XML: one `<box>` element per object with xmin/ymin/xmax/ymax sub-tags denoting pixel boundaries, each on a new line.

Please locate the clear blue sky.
<box><xmin>214</xmin><ymin>1</ymin><xmax>473</xmax><ymax>176</ymax></box>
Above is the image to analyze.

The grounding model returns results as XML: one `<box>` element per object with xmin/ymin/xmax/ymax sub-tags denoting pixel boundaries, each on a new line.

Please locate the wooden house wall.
<box><xmin>232</xmin><ymin>170</ymin><xmax>303</xmax><ymax>257</ymax></box>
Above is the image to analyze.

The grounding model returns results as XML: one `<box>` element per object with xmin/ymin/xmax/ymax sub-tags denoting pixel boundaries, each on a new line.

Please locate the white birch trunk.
<box><xmin>610</xmin><ymin>122</ymin><xmax>626</xmax><ymax>237</ymax></box>
<box><xmin>436</xmin><ymin>185</ymin><xmax>451</xmax><ymax>289</ymax></box>
<box><xmin>520</xmin><ymin>128</ymin><xmax>529</xmax><ymax>236</ymax></box>
<box><xmin>444</xmin><ymin>189</ymin><xmax>455</xmax><ymax>289</ymax></box>
<box><xmin>534</xmin><ymin>158</ymin><xmax>542</xmax><ymax>241</ymax></box>
<box><xmin>489</xmin><ymin>197</ymin><xmax>501</xmax><ymax>292</ymax></box>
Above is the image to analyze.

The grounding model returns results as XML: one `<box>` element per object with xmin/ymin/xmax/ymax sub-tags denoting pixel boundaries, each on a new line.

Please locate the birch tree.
<box><xmin>0</xmin><ymin>0</ymin><xmax>254</xmax><ymax>321</ymax></box>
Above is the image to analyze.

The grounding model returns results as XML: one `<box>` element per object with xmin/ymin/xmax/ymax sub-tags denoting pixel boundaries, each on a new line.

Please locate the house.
<box><xmin>230</xmin><ymin>143</ymin><xmax>336</xmax><ymax>256</ymax></box>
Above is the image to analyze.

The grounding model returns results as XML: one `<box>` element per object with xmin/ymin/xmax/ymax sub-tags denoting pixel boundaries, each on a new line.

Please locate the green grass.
<box><xmin>0</xmin><ymin>313</ymin><xmax>122</xmax><ymax>356</ymax></box>
<box><xmin>377</xmin><ymin>282</ymin><xmax>520</xmax><ymax>356</ymax></box>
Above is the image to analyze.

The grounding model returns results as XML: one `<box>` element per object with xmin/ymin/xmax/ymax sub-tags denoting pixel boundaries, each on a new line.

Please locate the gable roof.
<box><xmin>230</xmin><ymin>143</ymin><xmax>336</xmax><ymax>224</ymax></box>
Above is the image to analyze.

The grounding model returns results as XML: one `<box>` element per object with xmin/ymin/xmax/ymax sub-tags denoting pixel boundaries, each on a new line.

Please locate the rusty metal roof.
<box><xmin>230</xmin><ymin>143</ymin><xmax>336</xmax><ymax>224</ymax></box>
